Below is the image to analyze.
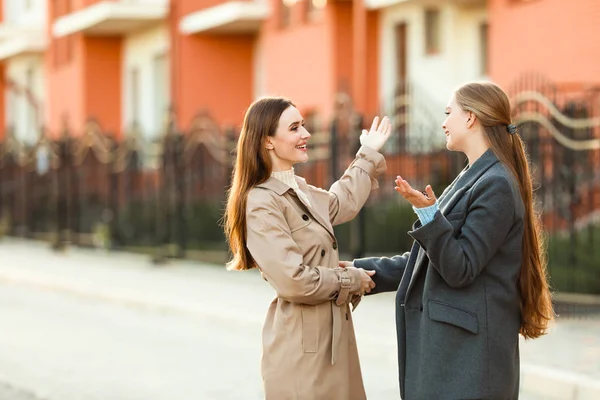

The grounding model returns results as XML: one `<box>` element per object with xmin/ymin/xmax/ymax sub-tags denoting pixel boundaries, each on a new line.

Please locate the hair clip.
<box><xmin>506</xmin><ymin>124</ymin><xmax>517</xmax><ymax>134</ymax></box>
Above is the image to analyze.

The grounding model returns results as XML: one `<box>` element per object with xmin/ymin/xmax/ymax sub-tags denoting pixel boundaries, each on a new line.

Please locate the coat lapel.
<box><xmin>439</xmin><ymin>149</ymin><xmax>500</xmax><ymax>215</ymax></box>
<box><xmin>295</xmin><ymin>177</ymin><xmax>336</xmax><ymax>238</ymax></box>
<box><xmin>405</xmin><ymin>149</ymin><xmax>500</xmax><ymax>297</ymax></box>
<box><xmin>255</xmin><ymin>176</ymin><xmax>335</xmax><ymax>239</ymax></box>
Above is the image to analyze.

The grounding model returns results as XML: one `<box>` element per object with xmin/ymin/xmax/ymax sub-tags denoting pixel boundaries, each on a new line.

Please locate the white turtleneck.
<box><xmin>271</xmin><ymin>168</ymin><xmax>311</xmax><ymax>207</ymax></box>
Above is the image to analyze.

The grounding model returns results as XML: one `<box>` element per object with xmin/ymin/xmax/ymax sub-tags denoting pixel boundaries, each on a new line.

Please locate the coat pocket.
<box><xmin>428</xmin><ymin>300</ymin><xmax>479</xmax><ymax>334</ymax></box>
<box><xmin>301</xmin><ymin>305</ymin><xmax>318</xmax><ymax>353</ymax></box>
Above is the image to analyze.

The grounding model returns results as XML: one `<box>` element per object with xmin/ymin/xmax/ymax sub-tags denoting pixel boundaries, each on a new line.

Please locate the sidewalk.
<box><xmin>0</xmin><ymin>238</ymin><xmax>598</xmax><ymax>400</ymax></box>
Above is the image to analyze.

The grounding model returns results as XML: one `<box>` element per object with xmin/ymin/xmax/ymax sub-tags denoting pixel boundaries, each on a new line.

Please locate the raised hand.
<box><xmin>395</xmin><ymin>175</ymin><xmax>437</xmax><ymax>208</ymax></box>
<box><xmin>359</xmin><ymin>116</ymin><xmax>392</xmax><ymax>152</ymax></box>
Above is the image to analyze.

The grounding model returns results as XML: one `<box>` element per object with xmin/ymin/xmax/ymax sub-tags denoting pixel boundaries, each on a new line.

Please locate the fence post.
<box><xmin>108</xmin><ymin>136</ymin><xmax>119</xmax><ymax>250</ymax></box>
<box><xmin>152</xmin><ymin>133</ymin><xmax>170</xmax><ymax>264</ymax></box>
<box><xmin>53</xmin><ymin>132</ymin><xmax>70</xmax><ymax>251</ymax></box>
<box><xmin>175</xmin><ymin>132</ymin><xmax>186</xmax><ymax>258</ymax></box>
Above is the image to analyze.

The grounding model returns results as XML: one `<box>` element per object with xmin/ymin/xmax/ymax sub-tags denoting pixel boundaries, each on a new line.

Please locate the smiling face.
<box><xmin>266</xmin><ymin>105</ymin><xmax>311</xmax><ymax>171</ymax></box>
<box><xmin>442</xmin><ymin>94</ymin><xmax>473</xmax><ymax>152</ymax></box>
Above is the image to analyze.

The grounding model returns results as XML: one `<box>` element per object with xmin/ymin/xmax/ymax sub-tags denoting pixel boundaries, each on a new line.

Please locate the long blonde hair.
<box><xmin>455</xmin><ymin>82</ymin><xmax>553</xmax><ymax>339</ymax></box>
<box><xmin>223</xmin><ymin>97</ymin><xmax>294</xmax><ymax>271</ymax></box>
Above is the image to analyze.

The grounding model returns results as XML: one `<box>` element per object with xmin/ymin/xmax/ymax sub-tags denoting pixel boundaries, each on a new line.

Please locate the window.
<box><xmin>129</xmin><ymin>67</ymin><xmax>140</xmax><ymax>129</ymax></box>
<box><xmin>153</xmin><ymin>53</ymin><xmax>169</xmax><ymax>136</ymax></box>
<box><xmin>479</xmin><ymin>22</ymin><xmax>489</xmax><ymax>75</ymax></box>
<box><xmin>24</xmin><ymin>67</ymin><xmax>36</xmax><ymax>143</ymax></box>
<box><xmin>424</xmin><ymin>8</ymin><xmax>441</xmax><ymax>55</ymax></box>
<box><xmin>6</xmin><ymin>86</ymin><xmax>17</xmax><ymax>131</ymax></box>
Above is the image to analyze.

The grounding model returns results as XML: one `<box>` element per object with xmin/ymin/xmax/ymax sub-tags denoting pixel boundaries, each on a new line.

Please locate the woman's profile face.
<box><xmin>442</xmin><ymin>95</ymin><xmax>471</xmax><ymax>152</ymax></box>
<box><xmin>267</xmin><ymin>106</ymin><xmax>312</xmax><ymax>171</ymax></box>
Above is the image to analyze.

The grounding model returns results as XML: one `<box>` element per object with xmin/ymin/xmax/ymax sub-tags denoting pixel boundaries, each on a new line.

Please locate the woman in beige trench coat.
<box><xmin>224</xmin><ymin>97</ymin><xmax>391</xmax><ymax>400</ymax></box>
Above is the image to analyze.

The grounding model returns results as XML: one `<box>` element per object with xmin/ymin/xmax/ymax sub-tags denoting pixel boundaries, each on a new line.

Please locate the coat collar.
<box><xmin>255</xmin><ymin>175</ymin><xmax>308</xmax><ymax>196</ymax></box>
<box><xmin>439</xmin><ymin>148</ymin><xmax>499</xmax><ymax>215</ymax></box>
<box><xmin>255</xmin><ymin>176</ymin><xmax>292</xmax><ymax>195</ymax></box>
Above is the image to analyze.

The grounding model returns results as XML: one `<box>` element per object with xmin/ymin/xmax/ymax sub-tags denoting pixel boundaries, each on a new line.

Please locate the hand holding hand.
<box><xmin>340</xmin><ymin>261</ymin><xmax>376</xmax><ymax>295</ymax></box>
<box><xmin>357</xmin><ymin>268</ymin><xmax>376</xmax><ymax>295</ymax></box>
<box><xmin>395</xmin><ymin>176</ymin><xmax>437</xmax><ymax>208</ymax></box>
<box><xmin>360</xmin><ymin>116</ymin><xmax>392</xmax><ymax>152</ymax></box>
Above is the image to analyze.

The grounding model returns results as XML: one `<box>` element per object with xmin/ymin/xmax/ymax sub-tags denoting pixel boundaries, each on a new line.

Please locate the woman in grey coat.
<box><xmin>342</xmin><ymin>82</ymin><xmax>554</xmax><ymax>399</ymax></box>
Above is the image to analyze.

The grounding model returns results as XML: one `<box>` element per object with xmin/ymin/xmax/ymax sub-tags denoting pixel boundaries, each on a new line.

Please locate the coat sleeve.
<box><xmin>246</xmin><ymin>190</ymin><xmax>363</xmax><ymax>305</ymax></box>
<box><xmin>310</xmin><ymin>145</ymin><xmax>386</xmax><ymax>226</ymax></box>
<box><xmin>353</xmin><ymin>252</ymin><xmax>410</xmax><ymax>294</ymax></box>
<box><xmin>408</xmin><ymin>175</ymin><xmax>517</xmax><ymax>288</ymax></box>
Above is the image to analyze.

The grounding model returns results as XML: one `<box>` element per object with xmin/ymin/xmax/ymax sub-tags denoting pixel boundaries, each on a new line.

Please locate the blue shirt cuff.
<box><xmin>413</xmin><ymin>202</ymin><xmax>439</xmax><ymax>226</ymax></box>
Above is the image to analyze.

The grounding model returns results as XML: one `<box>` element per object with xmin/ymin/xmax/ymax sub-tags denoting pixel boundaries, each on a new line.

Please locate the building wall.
<box><xmin>171</xmin><ymin>0</ymin><xmax>255</xmax><ymax>127</ymax></box>
<box><xmin>83</xmin><ymin>36</ymin><xmax>122</xmax><ymax>135</ymax></box>
<box><xmin>45</xmin><ymin>37</ymin><xmax>83</xmax><ymax>136</ymax></box>
<box><xmin>175</xmin><ymin>34</ymin><xmax>254</xmax><ymax>127</ymax></box>
<box><xmin>46</xmin><ymin>0</ymin><xmax>124</xmax><ymax>137</ymax></box>
<box><xmin>257</xmin><ymin>0</ymin><xmax>334</xmax><ymax>123</ymax></box>
<box><xmin>46</xmin><ymin>34</ymin><xmax>122</xmax><ymax>137</ymax></box>
<box><xmin>489</xmin><ymin>0</ymin><xmax>600</xmax><ymax>88</ymax></box>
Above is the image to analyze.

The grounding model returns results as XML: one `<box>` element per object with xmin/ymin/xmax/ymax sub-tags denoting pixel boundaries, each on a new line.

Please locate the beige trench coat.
<box><xmin>245</xmin><ymin>145</ymin><xmax>386</xmax><ymax>400</ymax></box>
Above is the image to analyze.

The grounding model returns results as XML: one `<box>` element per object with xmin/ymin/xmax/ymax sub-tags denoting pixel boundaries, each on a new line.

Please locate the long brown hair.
<box><xmin>223</xmin><ymin>97</ymin><xmax>295</xmax><ymax>271</ymax></box>
<box><xmin>455</xmin><ymin>82</ymin><xmax>553</xmax><ymax>339</ymax></box>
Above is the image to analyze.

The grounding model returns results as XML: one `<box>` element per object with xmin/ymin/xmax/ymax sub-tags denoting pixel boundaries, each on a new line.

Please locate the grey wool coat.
<box><xmin>355</xmin><ymin>149</ymin><xmax>525</xmax><ymax>400</ymax></box>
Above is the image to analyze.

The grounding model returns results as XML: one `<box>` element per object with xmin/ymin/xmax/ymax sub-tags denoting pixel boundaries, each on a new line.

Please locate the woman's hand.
<box><xmin>395</xmin><ymin>176</ymin><xmax>437</xmax><ymax>208</ymax></box>
<box><xmin>360</xmin><ymin>116</ymin><xmax>392</xmax><ymax>152</ymax></box>
<box><xmin>339</xmin><ymin>261</ymin><xmax>376</xmax><ymax>295</ymax></box>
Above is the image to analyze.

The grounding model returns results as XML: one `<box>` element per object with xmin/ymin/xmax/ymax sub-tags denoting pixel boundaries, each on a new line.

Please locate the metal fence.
<box><xmin>1</xmin><ymin>76</ymin><xmax>599</xmax><ymax>294</ymax></box>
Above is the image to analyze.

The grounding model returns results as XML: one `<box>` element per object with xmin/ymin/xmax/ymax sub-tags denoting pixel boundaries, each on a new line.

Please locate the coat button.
<box><xmin>346</xmin><ymin>313</ymin><xmax>349</xmax><ymax>321</ymax></box>
<box><xmin>321</xmin><ymin>249</ymin><xmax>326</xmax><ymax>257</ymax></box>
<box><xmin>302</xmin><ymin>214</ymin><xmax>309</xmax><ymax>221</ymax></box>
<box><xmin>332</xmin><ymin>241</ymin><xmax>338</xmax><ymax>250</ymax></box>
<box><xmin>419</xmin><ymin>304</ymin><xmax>423</xmax><ymax>312</ymax></box>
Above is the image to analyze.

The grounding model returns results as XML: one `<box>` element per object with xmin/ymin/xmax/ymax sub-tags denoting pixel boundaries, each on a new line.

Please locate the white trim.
<box><xmin>179</xmin><ymin>1</ymin><xmax>270</xmax><ymax>35</ymax></box>
<box><xmin>366</xmin><ymin>0</ymin><xmax>485</xmax><ymax>11</ymax></box>
<box><xmin>0</xmin><ymin>26</ymin><xmax>46</xmax><ymax>61</ymax></box>
<box><xmin>365</xmin><ymin>0</ymin><xmax>410</xmax><ymax>11</ymax></box>
<box><xmin>52</xmin><ymin>1</ymin><xmax>168</xmax><ymax>38</ymax></box>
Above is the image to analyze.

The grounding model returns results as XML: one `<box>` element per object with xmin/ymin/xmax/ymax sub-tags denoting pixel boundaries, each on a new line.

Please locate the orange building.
<box><xmin>488</xmin><ymin>0</ymin><xmax>600</xmax><ymax>90</ymax></box>
<box><xmin>0</xmin><ymin>0</ymin><xmax>598</xmax><ymax>142</ymax></box>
